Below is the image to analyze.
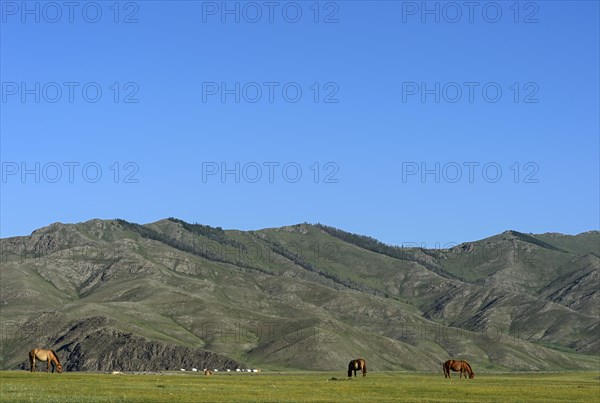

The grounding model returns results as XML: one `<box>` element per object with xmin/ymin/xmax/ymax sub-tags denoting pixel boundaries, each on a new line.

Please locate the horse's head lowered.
<box><xmin>464</xmin><ymin>362</ymin><xmax>474</xmax><ymax>379</ymax></box>
<box><xmin>347</xmin><ymin>361</ymin><xmax>354</xmax><ymax>377</ymax></box>
<box><xmin>50</xmin><ymin>350</ymin><xmax>63</xmax><ymax>373</ymax></box>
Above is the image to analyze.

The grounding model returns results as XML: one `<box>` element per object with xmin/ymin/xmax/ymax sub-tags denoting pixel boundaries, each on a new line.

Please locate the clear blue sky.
<box><xmin>1</xmin><ymin>1</ymin><xmax>598</xmax><ymax>246</ymax></box>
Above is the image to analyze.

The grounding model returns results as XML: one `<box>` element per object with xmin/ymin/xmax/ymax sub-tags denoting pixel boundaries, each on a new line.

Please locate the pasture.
<box><xmin>0</xmin><ymin>371</ymin><xmax>598</xmax><ymax>402</ymax></box>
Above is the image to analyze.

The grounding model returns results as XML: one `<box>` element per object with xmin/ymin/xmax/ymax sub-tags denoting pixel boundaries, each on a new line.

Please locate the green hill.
<box><xmin>1</xmin><ymin>219</ymin><xmax>598</xmax><ymax>372</ymax></box>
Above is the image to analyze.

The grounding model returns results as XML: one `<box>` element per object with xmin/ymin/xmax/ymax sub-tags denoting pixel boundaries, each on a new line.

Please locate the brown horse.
<box><xmin>347</xmin><ymin>358</ymin><xmax>367</xmax><ymax>377</ymax></box>
<box><xmin>29</xmin><ymin>349</ymin><xmax>63</xmax><ymax>373</ymax></box>
<box><xmin>443</xmin><ymin>360</ymin><xmax>473</xmax><ymax>379</ymax></box>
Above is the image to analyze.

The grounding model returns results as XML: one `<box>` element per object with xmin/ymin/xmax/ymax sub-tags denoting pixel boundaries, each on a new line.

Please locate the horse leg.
<box><xmin>47</xmin><ymin>359</ymin><xmax>51</xmax><ymax>373</ymax></box>
<box><xmin>30</xmin><ymin>355</ymin><xmax>35</xmax><ymax>372</ymax></box>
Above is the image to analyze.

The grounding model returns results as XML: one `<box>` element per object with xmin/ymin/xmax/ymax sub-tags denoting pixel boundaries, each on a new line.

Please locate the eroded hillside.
<box><xmin>1</xmin><ymin>219</ymin><xmax>598</xmax><ymax>372</ymax></box>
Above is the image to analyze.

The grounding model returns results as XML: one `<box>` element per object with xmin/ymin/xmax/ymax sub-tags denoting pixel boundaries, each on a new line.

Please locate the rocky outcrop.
<box><xmin>16</xmin><ymin>317</ymin><xmax>243</xmax><ymax>372</ymax></box>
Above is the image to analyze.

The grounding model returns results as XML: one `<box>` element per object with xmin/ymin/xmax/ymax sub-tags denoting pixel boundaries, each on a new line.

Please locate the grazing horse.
<box><xmin>347</xmin><ymin>358</ymin><xmax>367</xmax><ymax>378</ymax></box>
<box><xmin>443</xmin><ymin>360</ymin><xmax>474</xmax><ymax>379</ymax></box>
<box><xmin>29</xmin><ymin>349</ymin><xmax>63</xmax><ymax>373</ymax></box>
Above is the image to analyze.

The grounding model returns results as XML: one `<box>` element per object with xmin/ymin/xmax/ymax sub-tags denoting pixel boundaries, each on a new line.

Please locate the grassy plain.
<box><xmin>1</xmin><ymin>371</ymin><xmax>598</xmax><ymax>402</ymax></box>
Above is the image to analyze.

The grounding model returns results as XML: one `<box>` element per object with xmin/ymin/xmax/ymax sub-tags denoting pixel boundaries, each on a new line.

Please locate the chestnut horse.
<box><xmin>29</xmin><ymin>349</ymin><xmax>63</xmax><ymax>373</ymax></box>
<box><xmin>347</xmin><ymin>358</ymin><xmax>367</xmax><ymax>377</ymax></box>
<box><xmin>443</xmin><ymin>360</ymin><xmax>473</xmax><ymax>379</ymax></box>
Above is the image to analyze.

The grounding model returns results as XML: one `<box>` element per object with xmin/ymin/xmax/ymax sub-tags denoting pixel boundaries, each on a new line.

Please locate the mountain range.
<box><xmin>1</xmin><ymin>218</ymin><xmax>598</xmax><ymax>372</ymax></box>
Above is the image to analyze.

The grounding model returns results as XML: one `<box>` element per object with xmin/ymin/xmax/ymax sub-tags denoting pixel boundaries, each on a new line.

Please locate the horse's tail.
<box><xmin>29</xmin><ymin>349</ymin><xmax>36</xmax><ymax>372</ymax></box>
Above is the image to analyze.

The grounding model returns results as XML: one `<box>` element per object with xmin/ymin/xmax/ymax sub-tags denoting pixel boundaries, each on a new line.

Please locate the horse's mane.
<box><xmin>50</xmin><ymin>350</ymin><xmax>61</xmax><ymax>365</ymax></box>
<box><xmin>462</xmin><ymin>360</ymin><xmax>472</xmax><ymax>373</ymax></box>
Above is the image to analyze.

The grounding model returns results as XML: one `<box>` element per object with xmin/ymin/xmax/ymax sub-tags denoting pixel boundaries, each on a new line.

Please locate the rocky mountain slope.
<box><xmin>1</xmin><ymin>219</ymin><xmax>598</xmax><ymax>372</ymax></box>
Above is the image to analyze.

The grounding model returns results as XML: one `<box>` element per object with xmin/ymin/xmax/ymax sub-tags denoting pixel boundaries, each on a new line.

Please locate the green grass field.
<box><xmin>0</xmin><ymin>371</ymin><xmax>598</xmax><ymax>402</ymax></box>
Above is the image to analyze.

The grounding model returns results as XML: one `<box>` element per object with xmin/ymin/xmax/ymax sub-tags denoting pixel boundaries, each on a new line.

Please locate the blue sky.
<box><xmin>1</xmin><ymin>0</ymin><xmax>598</xmax><ymax>246</ymax></box>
